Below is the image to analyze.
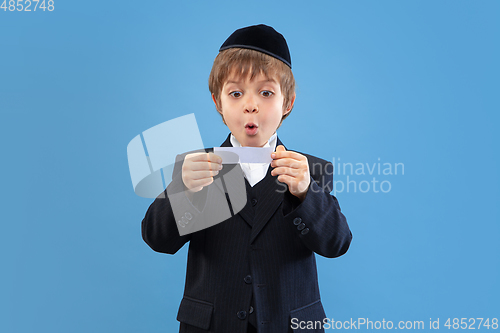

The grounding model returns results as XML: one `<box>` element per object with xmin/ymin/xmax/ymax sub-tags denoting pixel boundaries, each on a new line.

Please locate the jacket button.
<box><xmin>251</xmin><ymin>198</ymin><xmax>258</xmax><ymax>206</ymax></box>
<box><xmin>301</xmin><ymin>228</ymin><xmax>310</xmax><ymax>235</ymax></box>
<box><xmin>249</xmin><ymin>306</ymin><xmax>254</xmax><ymax>314</ymax></box>
<box><xmin>293</xmin><ymin>217</ymin><xmax>302</xmax><ymax>225</ymax></box>
<box><xmin>244</xmin><ymin>275</ymin><xmax>252</xmax><ymax>284</ymax></box>
<box><xmin>237</xmin><ymin>311</ymin><xmax>247</xmax><ymax>319</ymax></box>
<box><xmin>297</xmin><ymin>223</ymin><xmax>306</xmax><ymax>231</ymax></box>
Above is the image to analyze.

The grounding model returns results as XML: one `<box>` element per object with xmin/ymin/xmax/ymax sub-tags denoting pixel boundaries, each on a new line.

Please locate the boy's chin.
<box><xmin>239</xmin><ymin>136</ymin><xmax>266</xmax><ymax>147</ymax></box>
<box><xmin>244</xmin><ymin>142</ymin><xmax>267</xmax><ymax>148</ymax></box>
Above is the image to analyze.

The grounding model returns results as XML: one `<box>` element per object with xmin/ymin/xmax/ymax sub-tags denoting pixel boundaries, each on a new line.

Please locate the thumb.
<box><xmin>275</xmin><ymin>145</ymin><xmax>286</xmax><ymax>152</ymax></box>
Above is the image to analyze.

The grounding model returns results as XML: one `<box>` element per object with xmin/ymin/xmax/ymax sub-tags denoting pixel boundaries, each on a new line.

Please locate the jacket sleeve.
<box><xmin>282</xmin><ymin>157</ymin><xmax>352</xmax><ymax>258</ymax></box>
<box><xmin>141</xmin><ymin>154</ymin><xmax>208</xmax><ymax>254</ymax></box>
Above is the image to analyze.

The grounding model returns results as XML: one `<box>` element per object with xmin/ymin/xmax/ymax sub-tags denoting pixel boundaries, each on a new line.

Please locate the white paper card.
<box><xmin>214</xmin><ymin>147</ymin><xmax>274</xmax><ymax>164</ymax></box>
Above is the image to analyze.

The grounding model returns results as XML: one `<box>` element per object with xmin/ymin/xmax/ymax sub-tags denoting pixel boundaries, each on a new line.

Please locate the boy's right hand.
<box><xmin>182</xmin><ymin>153</ymin><xmax>223</xmax><ymax>193</ymax></box>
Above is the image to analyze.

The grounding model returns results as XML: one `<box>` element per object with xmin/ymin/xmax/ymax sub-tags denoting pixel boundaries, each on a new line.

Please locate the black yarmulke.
<box><xmin>219</xmin><ymin>24</ymin><xmax>292</xmax><ymax>68</ymax></box>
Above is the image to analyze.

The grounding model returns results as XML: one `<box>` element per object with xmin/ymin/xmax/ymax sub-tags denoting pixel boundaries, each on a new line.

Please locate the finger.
<box><xmin>271</xmin><ymin>145</ymin><xmax>285</xmax><ymax>159</ymax></box>
<box><xmin>207</xmin><ymin>153</ymin><xmax>223</xmax><ymax>164</ymax></box>
<box><xmin>189</xmin><ymin>161</ymin><xmax>223</xmax><ymax>172</ymax></box>
<box><xmin>189</xmin><ymin>186</ymin><xmax>204</xmax><ymax>193</ymax></box>
<box><xmin>185</xmin><ymin>152</ymin><xmax>208</xmax><ymax>162</ymax></box>
<box><xmin>276</xmin><ymin>174</ymin><xmax>294</xmax><ymax>187</ymax></box>
<box><xmin>272</xmin><ymin>150</ymin><xmax>306</xmax><ymax>161</ymax></box>
<box><xmin>271</xmin><ymin>166</ymin><xmax>302</xmax><ymax>178</ymax></box>
<box><xmin>188</xmin><ymin>169</ymin><xmax>220</xmax><ymax>180</ymax></box>
<box><xmin>271</xmin><ymin>158</ymin><xmax>304</xmax><ymax>169</ymax></box>
<box><xmin>188</xmin><ymin>153</ymin><xmax>223</xmax><ymax>164</ymax></box>
<box><xmin>187</xmin><ymin>177</ymin><xmax>214</xmax><ymax>189</ymax></box>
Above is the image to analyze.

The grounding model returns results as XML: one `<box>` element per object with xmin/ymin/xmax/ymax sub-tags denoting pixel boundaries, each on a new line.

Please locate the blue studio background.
<box><xmin>1</xmin><ymin>1</ymin><xmax>499</xmax><ymax>332</ymax></box>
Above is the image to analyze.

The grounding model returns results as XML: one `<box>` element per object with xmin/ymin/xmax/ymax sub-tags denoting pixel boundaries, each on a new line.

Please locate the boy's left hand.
<box><xmin>271</xmin><ymin>145</ymin><xmax>311</xmax><ymax>202</ymax></box>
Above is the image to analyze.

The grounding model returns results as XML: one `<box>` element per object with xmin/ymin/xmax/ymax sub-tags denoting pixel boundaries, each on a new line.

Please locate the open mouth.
<box><xmin>245</xmin><ymin>123</ymin><xmax>258</xmax><ymax>135</ymax></box>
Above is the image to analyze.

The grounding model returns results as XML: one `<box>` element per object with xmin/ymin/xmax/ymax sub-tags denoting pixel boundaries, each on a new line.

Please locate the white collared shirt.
<box><xmin>230</xmin><ymin>133</ymin><xmax>278</xmax><ymax>187</ymax></box>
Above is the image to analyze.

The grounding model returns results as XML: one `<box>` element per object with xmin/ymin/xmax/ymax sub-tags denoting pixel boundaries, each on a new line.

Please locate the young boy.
<box><xmin>142</xmin><ymin>24</ymin><xmax>352</xmax><ymax>333</ymax></box>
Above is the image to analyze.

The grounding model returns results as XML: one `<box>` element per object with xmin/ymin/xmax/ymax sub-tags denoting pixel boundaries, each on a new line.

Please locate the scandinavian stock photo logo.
<box><xmin>330</xmin><ymin>158</ymin><xmax>404</xmax><ymax>195</ymax></box>
<box><xmin>274</xmin><ymin>157</ymin><xmax>405</xmax><ymax>196</ymax></box>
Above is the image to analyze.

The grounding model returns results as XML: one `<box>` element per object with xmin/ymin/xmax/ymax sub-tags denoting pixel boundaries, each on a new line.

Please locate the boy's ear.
<box><xmin>284</xmin><ymin>93</ymin><xmax>296</xmax><ymax>116</ymax></box>
<box><xmin>212</xmin><ymin>93</ymin><xmax>226</xmax><ymax>125</ymax></box>
<box><xmin>212</xmin><ymin>94</ymin><xmax>222</xmax><ymax>114</ymax></box>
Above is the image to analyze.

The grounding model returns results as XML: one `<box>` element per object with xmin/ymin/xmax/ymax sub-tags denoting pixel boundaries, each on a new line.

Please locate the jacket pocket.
<box><xmin>290</xmin><ymin>299</ymin><xmax>326</xmax><ymax>332</ymax></box>
<box><xmin>177</xmin><ymin>296</ymin><xmax>214</xmax><ymax>330</ymax></box>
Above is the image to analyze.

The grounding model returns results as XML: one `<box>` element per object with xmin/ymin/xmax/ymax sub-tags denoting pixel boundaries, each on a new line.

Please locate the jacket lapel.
<box><xmin>250</xmin><ymin>162</ymin><xmax>284</xmax><ymax>243</ymax></box>
<box><xmin>250</xmin><ymin>137</ymin><xmax>286</xmax><ymax>242</ymax></box>
<box><xmin>220</xmin><ymin>134</ymin><xmax>232</xmax><ymax>148</ymax></box>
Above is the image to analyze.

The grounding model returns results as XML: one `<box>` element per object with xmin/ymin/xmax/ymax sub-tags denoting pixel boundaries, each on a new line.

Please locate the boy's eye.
<box><xmin>260</xmin><ymin>90</ymin><xmax>273</xmax><ymax>97</ymax></box>
<box><xmin>229</xmin><ymin>91</ymin><xmax>242</xmax><ymax>98</ymax></box>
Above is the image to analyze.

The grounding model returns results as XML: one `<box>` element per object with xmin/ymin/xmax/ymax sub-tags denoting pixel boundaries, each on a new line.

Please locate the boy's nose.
<box><xmin>244</xmin><ymin>96</ymin><xmax>258</xmax><ymax>113</ymax></box>
<box><xmin>245</xmin><ymin>106</ymin><xmax>258</xmax><ymax>113</ymax></box>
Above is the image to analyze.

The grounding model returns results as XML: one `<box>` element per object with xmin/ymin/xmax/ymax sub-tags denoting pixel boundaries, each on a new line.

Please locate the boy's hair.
<box><xmin>208</xmin><ymin>48</ymin><xmax>295</xmax><ymax>124</ymax></box>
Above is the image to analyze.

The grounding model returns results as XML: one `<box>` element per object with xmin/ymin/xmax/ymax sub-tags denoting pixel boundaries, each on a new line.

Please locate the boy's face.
<box><xmin>214</xmin><ymin>72</ymin><xmax>293</xmax><ymax>147</ymax></box>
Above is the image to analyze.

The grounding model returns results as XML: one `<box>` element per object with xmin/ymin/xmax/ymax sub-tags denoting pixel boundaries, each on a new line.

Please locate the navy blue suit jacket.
<box><xmin>142</xmin><ymin>135</ymin><xmax>352</xmax><ymax>333</ymax></box>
